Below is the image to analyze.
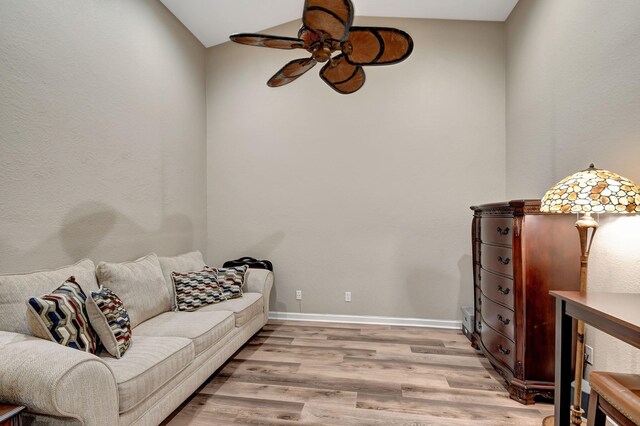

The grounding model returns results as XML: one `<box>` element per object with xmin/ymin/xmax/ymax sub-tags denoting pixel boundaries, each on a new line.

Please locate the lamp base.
<box><xmin>570</xmin><ymin>405</ymin><xmax>585</xmax><ymax>425</ymax></box>
<box><xmin>571</xmin><ymin>378</ymin><xmax>591</xmax><ymax>418</ymax></box>
<box><xmin>542</xmin><ymin>415</ymin><xmax>554</xmax><ymax>426</ymax></box>
<box><xmin>541</xmin><ymin>414</ymin><xmax>588</xmax><ymax>426</ymax></box>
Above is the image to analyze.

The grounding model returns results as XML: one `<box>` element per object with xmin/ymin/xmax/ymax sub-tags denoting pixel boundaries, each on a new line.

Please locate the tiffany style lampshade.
<box><xmin>541</xmin><ymin>164</ymin><xmax>640</xmax><ymax>425</ymax></box>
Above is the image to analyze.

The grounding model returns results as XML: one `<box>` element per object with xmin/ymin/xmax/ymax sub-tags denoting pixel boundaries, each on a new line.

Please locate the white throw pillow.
<box><xmin>157</xmin><ymin>251</ymin><xmax>206</xmax><ymax>310</ymax></box>
<box><xmin>95</xmin><ymin>254</ymin><xmax>170</xmax><ymax>328</ymax></box>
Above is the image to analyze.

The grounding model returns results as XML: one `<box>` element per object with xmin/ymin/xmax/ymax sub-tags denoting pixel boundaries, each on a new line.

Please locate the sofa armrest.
<box><xmin>245</xmin><ymin>268</ymin><xmax>273</xmax><ymax>295</ymax></box>
<box><xmin>245</xmin><ymin>269</ymin><xmax>273</xmax><ymax>322</ymax></box>
<box><xmin>0</xmin><ymin>331</ymin><xmax>118</xmax><ymax>425</ymax></box>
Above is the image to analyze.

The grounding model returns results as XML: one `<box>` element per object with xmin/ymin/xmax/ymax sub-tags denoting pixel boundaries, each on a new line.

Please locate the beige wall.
<box><xmin>0</xmin><ymin>0</ymin><xmax>207</xmax><ymax>272</ymax></box>
<box><xmin>206</xmin><ymin>18</ymin><xmax>506</xmax><ymax>320</ymax></box>
<box><xmin>6</xmin><ymin>0</ymin><xmax>634</xmax><ymax>378</ymax></box>
<box><xmin>506</xmin><ymin>0</ymin><xmax>640</xmax><ymax>373</ymax></box>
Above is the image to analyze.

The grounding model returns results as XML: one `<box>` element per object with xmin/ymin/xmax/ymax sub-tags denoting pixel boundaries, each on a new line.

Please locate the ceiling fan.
<box><xmin>229</xmin><ymin>0</ymin><xmax>414</xmax><ymax>94</ymax></box>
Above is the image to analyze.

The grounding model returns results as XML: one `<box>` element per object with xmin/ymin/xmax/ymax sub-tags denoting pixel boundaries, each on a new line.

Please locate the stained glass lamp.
<box><xmin>541</xmin><ymin>164</ymin><xmax>640</xmax><ymax>425</ymax></box>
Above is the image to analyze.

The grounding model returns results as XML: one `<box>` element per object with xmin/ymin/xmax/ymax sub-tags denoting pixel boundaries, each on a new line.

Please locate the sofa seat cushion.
<box><xmin>99</xmin><ymin>335</ymin><xmax>194</xmax><ymax>413</ymax></box>
<box><xmin>197</xmin><ymin>292</ymin><xmax>263</xmax><ymax>326</ymax></box>
<box><xmin>134</xmin><ymin>311</ymin><xmax>234</xmax><ymax>356</ymax></box>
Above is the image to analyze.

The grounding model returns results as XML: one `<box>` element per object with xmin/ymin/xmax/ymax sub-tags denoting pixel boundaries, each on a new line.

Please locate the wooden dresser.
<box><xmin>0</xmin><ymin>404</ymin><xmax>24</xmax><ymax>426</ymax></box>
<box><xmin>470</xmin><ymin>200</ymin><xmax>581</xmax><ymax>404</ymax></box>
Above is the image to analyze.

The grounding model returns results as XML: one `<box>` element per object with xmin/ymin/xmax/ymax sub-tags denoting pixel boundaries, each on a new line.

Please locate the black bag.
<box><xmin>223</xmin><ymin>256</ymin><xmax>273</xmax><ymax>271</ymax></box>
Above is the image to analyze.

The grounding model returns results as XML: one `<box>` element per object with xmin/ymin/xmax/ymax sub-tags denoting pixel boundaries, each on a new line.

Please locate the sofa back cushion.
<box><xmin>157</xmin><ymin>251</ymin><xmax>206</xmax><ymax>310</ymax></box>
<box><xmin>0</xmin><ymin>258</ymin><xmax>98</xmax><ymax>335</ymax></box>
<box><xmin>96</xmin><ymin>254</ymin><xmax>169</xmax><ymax>328</ymax></box>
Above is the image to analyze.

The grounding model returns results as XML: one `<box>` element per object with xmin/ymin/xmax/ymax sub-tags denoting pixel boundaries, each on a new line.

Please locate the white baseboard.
<box><xmin>268</xmin><ymin>311</ymin><xmax>461</xmax><ymax>329</ymax></box>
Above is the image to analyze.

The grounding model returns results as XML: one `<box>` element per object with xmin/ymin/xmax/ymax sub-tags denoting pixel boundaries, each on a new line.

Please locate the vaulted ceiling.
<box><xmin>160</xmin><ymin>0</ymin><xmax>519</xmax><ymax>47</ymax></box>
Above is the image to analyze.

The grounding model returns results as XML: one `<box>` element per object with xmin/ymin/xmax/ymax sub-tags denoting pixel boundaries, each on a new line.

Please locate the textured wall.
<box><xmin>0</xmin><ymin>0</ymin><xmax>207</xmax><ymax>272</ymax></box>
<box><xmin>506</xmin><ymin>0</ymin><xmax>640</xmax><ymax>373</ymax></box>
<box><xmin>206</xmin><ymin>18</ymin><xmax>506</xmax><ymax>320</ymax></box>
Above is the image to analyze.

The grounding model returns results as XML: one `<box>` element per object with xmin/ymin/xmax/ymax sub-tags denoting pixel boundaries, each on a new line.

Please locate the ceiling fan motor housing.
<box><xmin>312</xmin><ymin>44</ymin><xmax>332</xmax><ymax>62</ymax></box>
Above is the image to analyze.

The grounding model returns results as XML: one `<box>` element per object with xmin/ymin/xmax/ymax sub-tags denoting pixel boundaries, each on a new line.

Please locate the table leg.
<box><xmin>555</xmin><ymin>298</ymin><xmax>573</xmax><ymax>426</ymax></box>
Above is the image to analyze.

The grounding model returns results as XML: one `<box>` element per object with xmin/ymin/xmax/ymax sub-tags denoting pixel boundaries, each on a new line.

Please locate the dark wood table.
<box><xmin>0</xmin><ymin>404</ymin><xmax>24</xmax><ymax>426</ymax></box>
<box><xmin>550</xmin><ymin>291</ymin><xmax>640</xmax><ymax>426</ymax></box>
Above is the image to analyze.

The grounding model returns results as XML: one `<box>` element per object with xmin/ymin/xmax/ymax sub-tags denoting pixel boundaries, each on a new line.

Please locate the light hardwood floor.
<box><xmin>163</xmin><ymin>320</ymin><xmax>553</xmax><ymax>425</ymax></box>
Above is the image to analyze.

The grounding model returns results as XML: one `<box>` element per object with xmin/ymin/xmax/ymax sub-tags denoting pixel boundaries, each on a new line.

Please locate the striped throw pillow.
<box><xmin>172</xmin><ymin>269</ymin><xmax>226</xmax><ymax>312</ymax></box>
<box><xmin>87</xmin><ymin>286</ymin><xmax>132</xmax><ymax>358</ymax></box>
<box><xmin>26</xmin><ymin>276</ymin><xmax>98</xmax><ymax>353</ymax></box>
<box><xmin>208</xmin><ymin>265</ymin><xmax>246</xmax><ymax>300</ymax></box>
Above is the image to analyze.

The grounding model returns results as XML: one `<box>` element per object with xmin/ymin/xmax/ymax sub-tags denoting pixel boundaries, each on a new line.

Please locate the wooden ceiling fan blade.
<box><xmin>303</xmin><ymin>0</ymin><xmax>354</xmax><ymax>42</ymax></box>
<box><xmin>345</xmin><ymin>27</ymin><xmax>414</xmax><ymax>66</ymax></box>
<box><xmin>230</xmin><ymin>33</ymin><xmax>305</xmax><ymax>49</ymax></box>
<box><xmin>267</xmin><ymin>58</ymin><xmax>317</xmax><ymax>87</ymax></box>
<box><xmin>320</xmin><ymin>54</ymin><xmax>365</xmax><ymax>94</ymax></box>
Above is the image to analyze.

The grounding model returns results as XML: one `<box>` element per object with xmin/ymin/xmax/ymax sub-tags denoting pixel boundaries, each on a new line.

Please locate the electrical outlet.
<box><xmin>295</xmin><ymin>290</ymin><xmax>302</xmax><ymax>300</ymax></box>
<box><xmin>584</xmin><ymin>345</ymin><xmax>594</xmax><ymax>365</ymax></box>
<box><xmin>345</xmin><ymin>291</ymin><xmax>351</xmax><ymax>302</ymax></box>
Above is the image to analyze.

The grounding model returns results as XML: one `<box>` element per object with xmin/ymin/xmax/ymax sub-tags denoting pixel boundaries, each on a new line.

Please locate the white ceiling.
<box><xmin>160</xmin><ymin>0</ymin><xmax>519</xmax><ymax>48</ymax></box>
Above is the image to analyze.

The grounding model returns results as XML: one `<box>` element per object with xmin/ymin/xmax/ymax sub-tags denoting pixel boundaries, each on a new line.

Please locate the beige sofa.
<box><xmin>0</xmin><ymin>252</ymin><xmax>273</xmax><ymax>425</ymax></box>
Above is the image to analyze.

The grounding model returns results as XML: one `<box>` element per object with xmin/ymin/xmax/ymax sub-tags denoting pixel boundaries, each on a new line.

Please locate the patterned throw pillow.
<box><xmin>86</xmin><ymin>286</ymin><xmax>132</xmax><ymax>358</ymax></box>
<box><xmin>172</xmin><ymin>269</ymin><xmax>226</xmax><ymax>312</ymax></box>
<box><xmin>208</xmin><ymin>265</ymin><xmax>247</xmax><ymax>300</ymax></box>
<box><xmin>26</xmin><ymin>276</ymin><xmax>98</xmax><ymax>354</ymax></box>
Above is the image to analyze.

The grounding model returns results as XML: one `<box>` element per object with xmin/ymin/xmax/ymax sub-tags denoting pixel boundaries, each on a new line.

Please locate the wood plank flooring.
<box><xmin>163</xmin><ymin>320</ymin><xmax>553</xmax><ymax>425</ymax></box>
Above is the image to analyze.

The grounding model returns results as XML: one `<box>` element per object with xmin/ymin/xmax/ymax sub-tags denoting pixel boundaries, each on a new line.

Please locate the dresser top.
<box><xmin>470</xmin><ymin>199</ymin><xmax>549</xmax><ymax>215</ymax></box>
<box><xmin>0</xmin><ymin>404</ymin><xmax>25</xmax><ymax>422</ymax></box>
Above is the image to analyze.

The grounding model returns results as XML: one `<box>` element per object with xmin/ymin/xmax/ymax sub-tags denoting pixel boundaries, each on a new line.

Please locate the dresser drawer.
<box><xmin>480</xmin><ymin>320</ymin><xmax>515</xmax><ymax>371</ymax></box>
<box><xmin>481</xmin><ymin>244</ymin><xmax>513</xmax><ymax>277</ymax></box>
<box><xmin>480</xmin><ymin>268</ymin><xmax>514</xmax><ymax>309</ymax></box>
<box><xmin>480</xmin><ymin>217</ymin><xmax>513</xmax><ymax>247</ymax></box>
<box><xmin>481</xmin><ymin>294</ymin><xmax>515</xmax><ymax>341</ymax></box>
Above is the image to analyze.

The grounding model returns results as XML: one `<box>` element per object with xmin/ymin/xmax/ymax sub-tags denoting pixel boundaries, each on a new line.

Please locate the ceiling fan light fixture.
<box><xmin>229</xmin><ymin>0</ymin><xmax>414</xmax><ymax>94</ymax></box>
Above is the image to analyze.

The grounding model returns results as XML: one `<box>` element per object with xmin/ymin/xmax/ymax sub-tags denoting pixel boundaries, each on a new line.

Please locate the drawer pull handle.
<box><xmin>497</xmin><ymin>314</ymin><xmax>511</xmax><ymax>325</ymax></box>
<box><xmin>497</xmin><ymin>285</ymin><xmax>511</xmax><ymax>295</ymax></box>
<box><xmin>498</xmin><ymin>344</ymin><xmax>511</xmax><ymax>355</ymax></box>
<box><xmin>497</xmin><ymin>256</ymin><xmax>511</xmax><ymax>265</ymax></box>
<box><xmin>497</xmin><ymin>226</ymin><xmax>510</xmax><ymax>235</ymax></box>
